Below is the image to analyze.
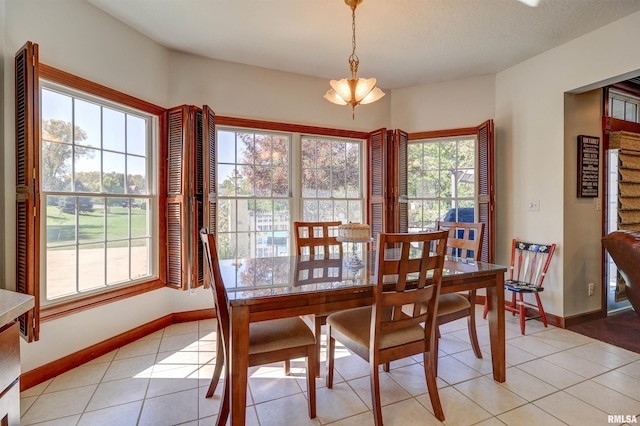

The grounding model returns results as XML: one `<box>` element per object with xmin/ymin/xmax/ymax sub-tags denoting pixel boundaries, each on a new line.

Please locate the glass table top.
<box><xmin>218</xmin><ymin>252</ymin><xmax>507</xmax><ymax>301</ymax></box>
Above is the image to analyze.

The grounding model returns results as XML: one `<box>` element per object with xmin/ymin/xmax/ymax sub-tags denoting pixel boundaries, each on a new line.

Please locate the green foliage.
<box><xmin>41</xmin><ymin>119</ymin><xmax>92</xmax><ymax>192</ymax></box>
<box><xmin>407</xmin><ymin>139</ymin><xmax>476</xmax><ymax>230</ymax></box>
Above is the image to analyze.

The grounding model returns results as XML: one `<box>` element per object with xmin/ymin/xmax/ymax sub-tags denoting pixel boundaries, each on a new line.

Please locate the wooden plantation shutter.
<box><xmin>477</xmin><ymin>119</ymin><xmax>495</xmax><ymax>263</ymax></box>
<box><xmin>15</xmin><ymin>41</ymin><xmax>40</xmax><ymax>341</ymax></box>
<box><xmin>194</xmin><ymin>107</ymin><xmax>205</xmax><ymax>286</ymax></box>
<box><xmin>390</xmin><ymin>129</ymin><xmax>409</xmax><ymax>233</ymax></box>
<box><xmin>166</xmin><ymin>105</ymin><xmax>190</xmax><ymax>289</ymax></box>
<box><xmin>166</xmin><ymin>105</ymin><xmax>215</xmax><ymax>290</ymax></box>
<box><xmin>368</xmin><ymin>128</ymin><xmax>388</xmax><ymax>243</ymax></box>
<box><xmin>202</xmin><ymin>106</ymin><xmax>217</xmax><ymax>287</ymax></box>
<box><xmin>368</xmin><ymin>129</ymin><xmax>408</xmax><ymax>237</ymax></box>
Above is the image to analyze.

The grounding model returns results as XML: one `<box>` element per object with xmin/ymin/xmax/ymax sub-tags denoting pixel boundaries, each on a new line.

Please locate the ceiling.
<box><xmin>86</xmin><ymin>0</ymin><xmax>640</xmax><ymax>90</ymax></box>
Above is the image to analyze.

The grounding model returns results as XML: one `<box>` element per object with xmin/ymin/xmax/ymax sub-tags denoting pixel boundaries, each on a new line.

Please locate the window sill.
<box><xmin>41</xmin><ymin>280</ymin><xmax>165</xmax><ymax>322</ymax></box>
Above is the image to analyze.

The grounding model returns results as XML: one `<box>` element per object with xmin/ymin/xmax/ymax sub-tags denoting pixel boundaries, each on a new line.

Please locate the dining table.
<box><xmin>219</xmin><ymin>251</ymin><xmax>507</xmax><ymax>425</ymax></box>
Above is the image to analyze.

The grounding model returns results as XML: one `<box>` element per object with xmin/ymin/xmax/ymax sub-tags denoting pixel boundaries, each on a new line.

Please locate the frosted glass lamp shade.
<box><xmin>324</xmin><ymin>89</ymin><xmax>348</xmax><ymax>105</ymax></box>
<box><xmin>360</xmin><ymin>87</ymin><xmax>385</xmax><ymax>104</ymax></box>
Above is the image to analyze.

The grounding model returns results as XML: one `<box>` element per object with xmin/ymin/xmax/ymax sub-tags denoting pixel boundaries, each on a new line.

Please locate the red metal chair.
<box><xmin>484</xmin><ymin>239</ymin><xmax>556</xmax><ymax>334</ymax></box>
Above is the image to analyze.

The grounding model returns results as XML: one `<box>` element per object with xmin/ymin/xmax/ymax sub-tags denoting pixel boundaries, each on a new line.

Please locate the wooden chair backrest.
<box><xmin>294</xmin><ymin>221</ymin><xmax>343</xmax><ymax>256</ymax></box>
<box><xmin>509</xmin><ymin>239</ymin><xmax>557</xmax><ymax>287</ymax></box>
<box><xmin>436</xmin><ymin>221</ymin><xmax>484</xmax><ymax>261</ymax></box>
<box><xmin>200</xmin><ymin>229</ymin><xmax>230</xmax><ymax>356</ymax></box>
<box><xmin>372</xmin><ymin>231</ymin><xmax>448</xmax><ymax>350</ymax></box>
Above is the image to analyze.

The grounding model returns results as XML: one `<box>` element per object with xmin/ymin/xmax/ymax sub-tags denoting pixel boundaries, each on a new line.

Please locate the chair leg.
<box><xmin>512</xmin><ymin>291</ymin><xmax>517</xmax><ymax>316</ymax></box>
<box><xmin>424</xmin><ymin>350</ymin><xmax>445</xmax><ymax>421</ymax></box>
<box><xmin>206</xmin><ymin>323</ymin><xmax>225</xmax><ymax>398</ymax></box>
<box><xmin>326</xmin><ymin>325</ymin><xmax>335</xmax><ymax>388</ymax></box>
<box><xmin>433</xmin><ymin>329</ymin><xmax>440</xmax><ymax>375</ymax></box>
<box><xmin>465</xmin><ymin>291</ymin><xmax>482</xmax><ymax>359</ymax></box>
<box><xmin>306</xmin><ymin>343</ymin><xmax>317</xmax><ymax>419</ymax></box>
<box><xmin>215</xmin><ymin>364</ymin><xmax>230</xmax><ymax>426</ymax></box>
<box><xmin>535</xmin><ymin>293</ymin><xmax>548</xmax><ymax>328</ymax></box>
<box><xmin>519</xmin><ymin>293</ymin><xmax>526</xmax><ymax>335</ymax></box>
<box><xmin>483</xmin><ymin>298</ymin><xmax>488</xmax><ymax>319</ymax></box>
<box><xmin>383</xmin><ymin>362</ymin><xmax>390</xmax><ymax>372</ymax></box>
<box><xmin>370</xmin><ymin>361</ymin><xmax>383</xmax><ymax>426</ymax></box>
<box><xmin>284</xmin><ymin>360</ymin><xmax>291</xmax><ymax>376</ymax></box>
<box><xmin>464</xmin><ymin>311</ymin><xmax>482</xmax><ymax>360</ymax></box>
<box><xmin>314</xmin><ymin>316</ymin><xmax>323</xmax><ymax>378</ymax></box>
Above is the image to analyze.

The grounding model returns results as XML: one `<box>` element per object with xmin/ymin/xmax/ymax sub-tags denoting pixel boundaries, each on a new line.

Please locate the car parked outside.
<box><xmin>441</xmin><ymin>207</ymin><xmax>474</xmax><ymax>223</ymax></box>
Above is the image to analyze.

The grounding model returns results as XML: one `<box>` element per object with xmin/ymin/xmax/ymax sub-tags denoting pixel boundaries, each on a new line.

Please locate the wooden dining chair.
<box><xmin>326</xmin><ymin>231</ymin><xmax>449</xmax><ymax>424</ymax></box>
<box><xmin>199</xmin><ymin>229</ymin><xmax>317</xmax><ymax>423</ymax></box>
<box><xmin>293</xmin><ymin>221</ymin><xmax>343</xmax><ymax>375</ymax></box>
<box><xmin>433</xmin><ymin>221</ymin><xmax>484</xmax><ymax>366</ymax></box>
<box><xmin>483</xmin><ymin>238</ymin><xmax>556</xmax><ymax>335</ymax></box>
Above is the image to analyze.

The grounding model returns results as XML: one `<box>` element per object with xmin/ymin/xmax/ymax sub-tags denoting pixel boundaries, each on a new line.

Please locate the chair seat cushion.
<box><xmin>436</xmin><ymin>293</ymin><xmax>470</xmax><ymax>316</ymax></box>
<box><xmin>249</xmin><ymin>317</ymin><xmax>315</xmax><ymax>355</ymax></box>
<box><xmin>505</xmin><ymin>280</ymin><xmax>544</xmax><ymax>293</ymax></box>
<box><xmin>326</xmin><ymin>306</ymin><xmax>425</xmax><ymax>351</ymax></box>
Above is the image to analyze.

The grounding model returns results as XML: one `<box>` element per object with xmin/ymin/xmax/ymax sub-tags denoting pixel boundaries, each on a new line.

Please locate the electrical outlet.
<box><xmin>528</xmin><ymin>200</ymin><xmax>540</xmax><ymax>211</ymax></box>
<box><xmin>596</xmin><ymin>199</ymin><xmax>601</xmax><ymax>211</ymax></box>
<box><xmin>190</xmin><ymin>287</ymin><xmax>197</xmax><ymax>296</ymax></box>
<box><xmin>588</xmin><ymin>282</ymin><xmax>594</xmax><ymax>296</ymax></box>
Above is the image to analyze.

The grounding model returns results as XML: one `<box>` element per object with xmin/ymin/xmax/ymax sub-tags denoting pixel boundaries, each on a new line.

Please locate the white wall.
<box><xmin>167</xmin><ymin>51</ymin><xmax>390</xmax><ymax>132</ymax></box>
<box><xmin>495</xmin><ymin>11</ymin><xmax>640</xmax><ymax>317</ymax></box>
<box><xmin>390</xmin><ymin>74</ymin><xmax>495</xmax><ymax>132</ymax></box>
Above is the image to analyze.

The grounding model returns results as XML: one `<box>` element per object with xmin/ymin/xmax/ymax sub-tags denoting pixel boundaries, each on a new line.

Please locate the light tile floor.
<box><xmin>20</xmin><ymin>307</ymin><xmax>640</xmax><ymax>425</ymax></box>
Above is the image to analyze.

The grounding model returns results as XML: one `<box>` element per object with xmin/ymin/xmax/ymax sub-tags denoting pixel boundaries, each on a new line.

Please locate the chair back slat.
<box><xmin>380</xmin><ymin>286</ymin><xmax>435</xmax><ymax>307</ymax></box>
<box><xmin>294</xmin><ymin>221</ymin><xmax>343</xmax><ymax>256</ymax></box>
<box><xmin>436</xmin><ymin>221</ymin><xmax>484</xmax><ymax>260</ymax></box>
<box><xmin>511</xmin><ymin>239</ymin><xmax>557</xmax><ymax>287</ymax></box>
<box><xmin>372</xmin><ymin>231</ymin><xmax>448</xmax><ymax>350</ymax></box>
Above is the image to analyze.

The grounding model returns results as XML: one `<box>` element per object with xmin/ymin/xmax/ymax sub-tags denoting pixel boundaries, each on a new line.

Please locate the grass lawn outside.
<box><xmin>46</xmin><ymin>203</ymin><xmax>149</xmax><ymax>248</ymax></box>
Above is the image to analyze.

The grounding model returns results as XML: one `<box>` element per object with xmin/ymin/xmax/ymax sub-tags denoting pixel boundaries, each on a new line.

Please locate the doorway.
<box><xmin>605</xmin><ymin>149</ymin><xmax>632</xmax><ymax>313</ymax></box>
<box><xmin>604</xmin><ymin>84</ymin><xmax>640</xmax><ymax>314</ymax></box>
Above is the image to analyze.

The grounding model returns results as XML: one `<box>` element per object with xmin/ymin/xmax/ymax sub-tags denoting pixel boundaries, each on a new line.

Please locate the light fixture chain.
<box><xmin>352</xmin><ymin>6</ymin><xmax>357</xmax><ymax>58</ymax></box>
<box><xmin>349</xmin><ymin>4</ymin><xmax>359</xmax><ymax>78</ymax></box>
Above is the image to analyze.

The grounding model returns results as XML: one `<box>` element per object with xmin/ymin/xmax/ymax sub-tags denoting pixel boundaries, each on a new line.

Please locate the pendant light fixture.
<box><xmin>324</xmin><ymin>0</ymin><xmax>385</xmax><ymax>119</ymax></box>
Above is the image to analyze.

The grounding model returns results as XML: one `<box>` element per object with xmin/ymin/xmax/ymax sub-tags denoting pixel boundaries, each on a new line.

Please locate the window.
<box><xmin>407</xmin><ymin>136</ymin><xmax>476</xmax><ymax>232</ymax></box>
<box><xmin>301</xmin><ymin>136</ymin><xmax>363</xmax><ymax>223</ymax></box>
<box><xmin>40</xmin><ymin>83</ymin><xmax>157</xmax><ymax>306</ymax></box>
<box><xmin>216</xmin><ymin>129</ymin><xmax>291</xmax><ymax>259</ymax></box>
<box><xmin>216</xmin><ymin>126</ymin><xmax>365</xmax><ymax>261</ymax></box>
<box><xmin>610</xmin><ymin>90</ymin><xmax>640</xmax><ymax>123</ymax></box>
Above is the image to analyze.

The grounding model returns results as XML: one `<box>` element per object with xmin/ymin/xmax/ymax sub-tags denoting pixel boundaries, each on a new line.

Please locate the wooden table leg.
<box><xmin>487</xmin><ymin>272</ymin><xmax>506</xmax><ymax>382</ymax></box>
<box><xmin>229</xmin><ymin>305</ymin><xmax>250</xmax><ymax>425</ymax></box>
